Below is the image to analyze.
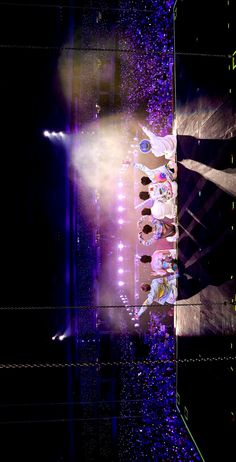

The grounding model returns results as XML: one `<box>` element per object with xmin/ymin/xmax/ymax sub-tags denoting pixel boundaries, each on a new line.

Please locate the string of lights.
<box><xmin>0</xmin><ymin>398</ymin><xmax>161</xmax><ymax>408</ymax></box>
<box><xmin>0</xmin><ymin>301</ymin><xmax>233</xmax><ymax>310</ymax></box>
<box><xmin>0</xmin><ymin>43</ymin><xmax>170</xmax><ymax>55</ymax></box>
<box><xmin>0</xmin><ymin>356</ymin><xmax>235</xmax><ymax>370</ymax></box>
<box><xmin>0</xmin><ymin>414</ymin><xmax>175</xmax><ymax>426</ymax></box>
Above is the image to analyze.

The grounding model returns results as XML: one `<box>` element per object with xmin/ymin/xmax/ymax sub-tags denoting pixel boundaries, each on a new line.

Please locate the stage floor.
<box><xmin>175</xmin><ymin>10</ymin><xmax>236</xmax><ymax>458</ymax></box>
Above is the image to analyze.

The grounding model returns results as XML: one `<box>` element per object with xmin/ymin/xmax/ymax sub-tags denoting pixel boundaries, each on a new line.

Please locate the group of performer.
<box><xmin>132</xmin><ymin>125</ymin><xmax>179</xmax><ymax>318</ymax></box>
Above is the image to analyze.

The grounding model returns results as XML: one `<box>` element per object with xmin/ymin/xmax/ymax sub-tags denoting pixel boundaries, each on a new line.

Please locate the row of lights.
<box><xmin>116</xmin><ymin>164</ymin><xmax>140</xmax><ymax>328</ymax></box>
<box><xmin>43</xmin><ymin>130</ymin><xmax>66</xmax><ymax>138</ymax></box>
<box><xmin>119</xmin><ymin>295</ymin><xmax>140</xmax><ymax>328</ymax></box>
<box><xmin>117</xmin><ymin>178</ymin><xmax>126</xmax><ymax>287</ymax></box>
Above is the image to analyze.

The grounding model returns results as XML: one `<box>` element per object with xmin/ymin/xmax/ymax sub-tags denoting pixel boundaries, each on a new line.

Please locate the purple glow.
<box><xmin>118</xmin><ymin>281</ymin><xmax>124</xmax><ymax>287</ymax></box>
<box><xmin>118</xmin><ymin>243</ymin><xmax>124</xmax><ymax>250</ymax></box>
<box><xmin>117</xmin><ymin>206</ymin><xmax>124</xmax><ymax>212</ymax></box>
<box><xmin>118</xmin><ymin>268</ymin><xmax>124</xmax><ymax>274</ymax></box>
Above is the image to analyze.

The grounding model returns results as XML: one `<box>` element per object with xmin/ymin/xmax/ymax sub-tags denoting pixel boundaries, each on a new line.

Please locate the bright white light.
<box><xmin>118</xmin><ymin>281</ymin><xmax>124</xmax><ymax>287</ymax></box>
<box><xmin>118</xmin><ymin>219</ymin><xmax>124</xmax><ymax>225</ymax></box>
<box><xmin>118</xmin><ymin>194</ymin><xmax>125</xmax><ymax>200</ymax></box>
<box><xmin>52</xmin><ymin>335</ymin><xmax>56</xmax><ymax>341</ymax></box>
<box><xmin>126</xmin><ymin>307</ymin><xmax>129</xmax><ymax>311</ymax></box>
<box><xmin>117</xmin><ymin>206</ymin><xmax>124</xmax><ymax>212</ymax></box>
<box><xmin>43</xmin><ymin>130</ymin><xmax>50</xmax><ymax>137</ymax></box>
<box><xmin>134</xmin><ymin>323</ymin><xmax>140</xmax><ymax>327</ymax></box>
<box><xmin>58</xmin><ymin>334</ymin><xmax>65</xmax><ymax>341</ymax></box>
<box><xmin>118</xmin><ymin>243</ymin><xmax>124</xmax><ymax>250</ymax></box>
<box><xmin>118</xmin><ymin>256</ymin><xmax>123</xmax><ymax>261</ymax></box>
<box><xmin>118</xmin><ymin>268</ymin><xmax>124</xmax><ymax>274</ymax></box>
<box><xmin>118</xmin><ymin>182</ymin><xmax>123</xmax><ymax>188</ymax></box>
<box><xmin>131</xmin><ymin>317</ymin><xmax>135</xmax><ymax>321</ymax></box>
<box><xmin>52</xmin><ymin>131</ymin><xmax>57</xmax><ymax>136</ymax></box>
<box><xmin>59</xmin><ymin>131</ymin><xmax>65</xmax><ymax>137</ymax></box>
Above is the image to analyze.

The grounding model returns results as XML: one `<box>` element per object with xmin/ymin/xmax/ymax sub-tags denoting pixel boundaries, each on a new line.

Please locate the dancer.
<box><xmin>138</xmin><ymin>275</ymin><xmax>178</xmax><ymax>317</ymax></box>
<box><xmin>136</xmin><ymin>193</ymin><xmax>177</xmax><ymax>220</ymax></box>
<box><xmin>134</xmin><ymin>160</ymin><xmax>177</xmax><ymax>183</ymax></box>
<box><xmin>139</xmin><ymin>125</ymin><xmax>177</xmax><ymax>159</ymax></box>
<box><xmin>137</xmin><ymin>216</ymin><xmax>178</xmax><ymax>245</ymax></box>
<box><xmin>140</xmin><ymin>249</ymin><xmax>178</xmax><ymax>276</ymax></box>
<box><xmin>148</xmin><ymin>180</ymin><xmax>178</xmax><ymax>202</ymax></box>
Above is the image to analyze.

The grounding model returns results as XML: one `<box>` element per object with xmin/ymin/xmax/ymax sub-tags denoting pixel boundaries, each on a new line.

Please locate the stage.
<box><xmin>0</xmin><ymin>1</ymin><xmax>235</xmax><ymax>461</ymax></box>
<box><xmin>175</xmin><ymin>0</ymin><xmax>236</xmax><ymax>459</ymax></box>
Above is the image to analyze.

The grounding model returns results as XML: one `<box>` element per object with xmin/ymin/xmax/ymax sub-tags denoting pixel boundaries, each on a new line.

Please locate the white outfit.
<box><xmin>148</xmin><ymin>180</ymin><xmax>178</xmax><ymax>202</ymax></box>
<box><xmin>151</xmin><ymin>198</ymin><xmax>177</xmax><ymax>220</ymax></box>
<box><xmin>134</xmin><ymin>162</ymin><xmax>177</xmax><ymax>182</ymax></box>
<box><xmin>141</xmin><ymin>126</ymin><xmax>177</xmax><ymax>159</ymax></box>
<box><xmin>150</xmin><ymin>250</ymin><xmax>177</xmax><ymax>275</ymax></box>
<box><xmin>135</xmin><ymin>196</ymin><xmax>177</xmax><ymax>220</ymax></box>
<box><xmin>138</xmin><ymin>275</ymin><xmax>178</xmax><ymax>317</ymax></box>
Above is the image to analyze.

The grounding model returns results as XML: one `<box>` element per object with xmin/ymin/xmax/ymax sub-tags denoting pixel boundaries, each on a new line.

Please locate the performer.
<box><xmin>136</xmin><ymin>193</ymin><xmax>177</xmax><ymax>220</ymax></box>
<box><xmin>140</xmin><ymin>249</ymin><xmax>178</xmax><ymax>276</ymax></box>
<box><xmin>148</xmin><ymin>180</ymin><xmax>178</xmax><ymax>202</ymax></box>
<box><xmin>138</xmin><ymin>275</ymin><xmax>178</xmax><ymax>317</ymax></box>
<box><xmin>137</xmin><ymin>216</ymin><xmax>178</xmax><ymax>245</ymax></box>
<box><xmin>139</xmin><ymin>125</ymin><xmax>177</xmax><ymax>159</ymax></box>
<box><xmin>134</xmin><ymin>160</ymin><xmax>177</xmax><ymax>183</ymax></box>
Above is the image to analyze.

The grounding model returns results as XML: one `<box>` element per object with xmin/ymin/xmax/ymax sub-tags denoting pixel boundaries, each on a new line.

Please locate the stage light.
<box><xmin>118</xmin><ymin>256</ymin><xmax>123</xmax><ymax>261</ymax></box>
<box><xmin>118</xmin><ymin>182</ymin><xmax>123</xmax><ymax>188</ymax></box>
<box><xmin>118</xmin><ymin>281</ymin><xmax>124</xmax><ymax>287</ymax></box>
<box><xmin>52</xmin><ymin>131</ymin><xmax>57</xmax><ymax>136</ymax></box>
<box><xmin>52</xmin><ymin>335</ymin><xmax>57</xmax><ymax>341</ymax></box>
<box><xmin>134</xmin><ymin>323</ymin><xmax>140</xmax><ymax>327</ymax></box>
<box><xmin>118</xmin><ymin>268</ymin><xmax>124</xmax><ymax>274</ymax></box>
<box><xmin>118</xmin><ymin>243</ymin><xmax>124</xmax><ymax>250</ymax></box>
<box><xmin>59</xmin><ymin>131</ymin><xmax>65</xmax><ymax>137</ymax></box>
<box><xmin>118</xmin><ymin>219</ymin><xmax>124</xmax><ymax>225</ymax></box>
<box><xmin>117</xmin><ymin>194</ymin><xmax>125</xmax><ymax>200</ymax></box>
<box><xmin>117</xmin><ymin>206</ymin><xmax>124</xmax><ymax>212</ymax></box>
<box><xmin>58</xmin><ymin>334</ymin><xmax>65</xmax><ymax>341</ymax></box>
<box><xmin>43</xmin><ymin>130</ymin><xmax>50</xmax><ymax>137</ymax></box>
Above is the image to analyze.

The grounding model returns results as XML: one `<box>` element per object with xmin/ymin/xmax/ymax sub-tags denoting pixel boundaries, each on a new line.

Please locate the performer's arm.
<box><xmin>135</xmin><ymin>198</ymin><xmax>153</xmax><ymax>210</ymax></box>
<box><xmin>140</xmin><ymin>125</ymin><xmax>154</xmax><ymax>140</ymax></box>
<box><xmin>138</xmin><ymin>299</ymin><xmax>149</xmax><ymax>317</ymax></box>
<box><xmin>134</xmin><ymin>163</ymin><xmax>154</xmax><ymax>181</ymax></box>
